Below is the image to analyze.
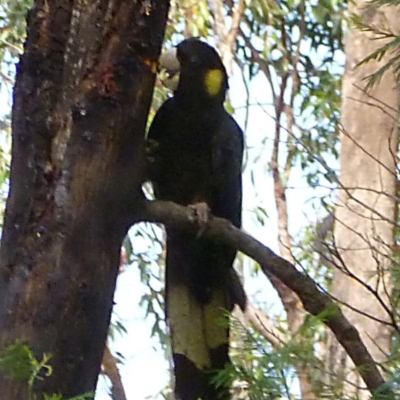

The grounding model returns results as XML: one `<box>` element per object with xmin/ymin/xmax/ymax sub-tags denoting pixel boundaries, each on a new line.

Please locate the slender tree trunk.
<box><xmin>0</xmin><ymin>1</ymin><xmax>168</xmax><ymax>398</ymax></box>
<box><xmin>327</xmin><ymin>3</ymin><xmax>399</xmax><ymax>398</ymax></box>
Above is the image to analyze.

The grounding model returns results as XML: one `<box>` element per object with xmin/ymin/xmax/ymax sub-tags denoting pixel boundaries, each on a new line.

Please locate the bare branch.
<box><xmin>244</xmin><ymin>302</ymin><xmax>286</xmax><ymax>348</ymax></box>
<box><xmin>239</xmin><ymin>28</ymin><xmax>277</xmax><ymax>101</ymax></box>
<box><xmin>141</xmin><ymin>199</ymin><xmax>393</xmax><ymax>398</ymax></box>
<box><xmin>101</xmin><ymin>343</ymin><xmax>127</xmax><ymax>400</ymax></box>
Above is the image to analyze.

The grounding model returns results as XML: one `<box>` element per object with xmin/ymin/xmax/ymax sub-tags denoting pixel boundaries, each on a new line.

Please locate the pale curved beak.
<box><xmin>158</xmin><ymin>48</ymin><xmax>180</xmax><ymax>91</ymax></box>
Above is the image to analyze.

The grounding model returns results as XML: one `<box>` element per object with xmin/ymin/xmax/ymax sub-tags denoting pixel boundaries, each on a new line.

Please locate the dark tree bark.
<box><xmin>0</xmin><ymin>0</ymin><xmax>169</xmax><ymax>398</ymax></box>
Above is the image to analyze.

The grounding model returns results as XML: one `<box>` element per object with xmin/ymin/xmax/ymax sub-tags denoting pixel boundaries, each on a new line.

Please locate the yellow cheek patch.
<box><xmin>205</xmin><ymin>69</ymin><xmax>223</xmax><ymax>97</ymax></box>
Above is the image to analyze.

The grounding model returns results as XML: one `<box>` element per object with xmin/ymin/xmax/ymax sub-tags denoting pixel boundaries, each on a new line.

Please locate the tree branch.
<box><xmin>101</xmin><ymin>343</ymin><xmax>127</xmax><ymax>400</ymax></box>
<box><xmin>141</xmin><ymin>199</ymin><xmax>392</xmax><ymax>398</ymax></box>
<box><xmin>244</xmin><ymin>302</ymin><xmax>285</xmax><ymax>348</ymax></box>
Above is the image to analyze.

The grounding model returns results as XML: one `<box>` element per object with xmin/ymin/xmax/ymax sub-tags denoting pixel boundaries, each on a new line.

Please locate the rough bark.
<box><xmin>0</xmin><ymin>0</ymin><xmax>168</xmax><ymax>398</ymax></box>
<box><xmin>327</xmin><ymin>3</ymin><xmax>400</xmax><ymax>398</ymax></box>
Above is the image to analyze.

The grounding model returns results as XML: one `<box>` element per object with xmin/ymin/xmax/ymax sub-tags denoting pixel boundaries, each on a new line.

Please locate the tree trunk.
<box><xmin>327</xmin><ymin>3</ymin><xmax>399</xmax><ymax>398</ymax></box>
<box><xmin>0</xmin><ymin>0</ymin><xmax>168</xmax><ymax>398</ymax></box>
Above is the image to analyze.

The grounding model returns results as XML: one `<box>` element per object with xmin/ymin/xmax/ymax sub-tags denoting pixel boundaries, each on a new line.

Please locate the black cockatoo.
<box><xmin>148</xmin><ymin>38</ymin><xmax>244</xmax><ymax>400</ymax></box>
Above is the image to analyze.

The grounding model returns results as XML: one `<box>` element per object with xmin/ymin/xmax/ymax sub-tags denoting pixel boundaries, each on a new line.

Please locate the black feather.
<box><xmin>148</xmin><ymin>38</ymin><xmax>244</xmax><ymax>400</ymax></box>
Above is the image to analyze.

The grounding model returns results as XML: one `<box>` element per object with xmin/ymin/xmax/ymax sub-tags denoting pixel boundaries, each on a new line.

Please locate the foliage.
<box><xmin>240</xmin><ymin>0</ymin><xmax>344</xmax><ymax>184</ymax></box>
<box><xmin>216</xmin><ymin>314</ymin><xmax>328</xmax><ymax>399</ymax></box>
<box><xmin>0</xmin><ymin>0</ymin><xmax>32</xmax><ymax>227</ymax></box>
<box><xmin>0</xmin><ymin>341</ymin><xmax>50</xmax><ymax>383</ymax></box>
<box><xmin>43</xmin><ymin>395</ymin><xmax>93</xmax><ymax>400</ymax></box>
<box><xmin>351</xmin><ymin>7</ymin><xmax>400</xmax><ymax>89</ymax></box>
<box><xmin>0</xmin><ymin>342</ymin><xmax>94</xmax><ymax>400</ymax></box>
<box><xmin>0</xmin><ymin>0</ymin><xmax>31</xmax><ymax>79</ymax></box>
